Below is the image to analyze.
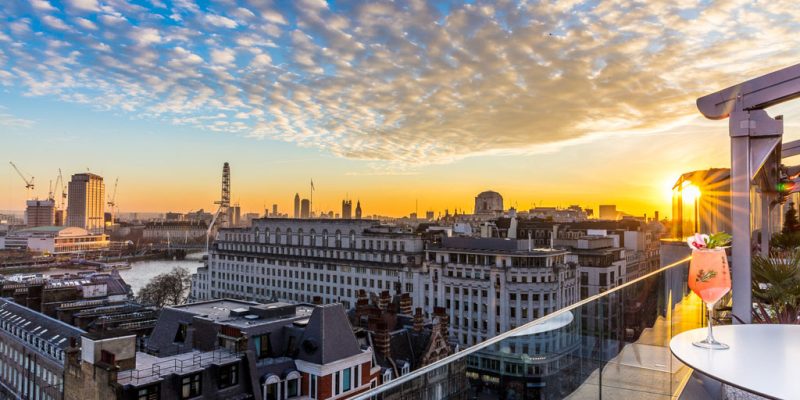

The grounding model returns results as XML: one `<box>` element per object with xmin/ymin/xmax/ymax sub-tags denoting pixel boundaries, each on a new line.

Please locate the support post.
<box><xmin>730</xmin><ymin>134</ymin><xmax>753</xmax><ymax>323</ymax></box>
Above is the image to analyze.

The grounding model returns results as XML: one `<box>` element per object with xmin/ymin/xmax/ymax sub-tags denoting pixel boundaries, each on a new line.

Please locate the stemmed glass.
<box><xmin>688</xmin><ymin>247</ymin><xmax>731</xmax><ymax>349</ymax></box>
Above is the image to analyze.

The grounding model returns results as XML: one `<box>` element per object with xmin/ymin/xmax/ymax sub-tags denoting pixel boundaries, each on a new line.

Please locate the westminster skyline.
<box><xmin>3</xmin><ymin>1</ymin><xmax>800</xmax><ymax>216</ymax></box>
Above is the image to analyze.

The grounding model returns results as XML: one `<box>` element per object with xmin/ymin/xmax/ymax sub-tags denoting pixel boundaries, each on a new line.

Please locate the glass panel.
<box><xmin>353</xmin><ymin>257</ymin><xmax>711</xmax><ymax>400</ymax></box>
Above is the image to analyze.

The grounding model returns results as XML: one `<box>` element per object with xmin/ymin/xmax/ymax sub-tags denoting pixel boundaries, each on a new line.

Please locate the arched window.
<box><xmin>349</xmin><ymin>230</ymin><xmax>356</xmax><ymax>248</ymax></box>
<box><xmin>322</xmin><ymin>230</ymin><xmax>329</xmax><ymax>247</ymax></box>
<box><xmin>310</xmin><ymin>229</ymin><xmax>317</xmax><ymax>247</ymax></box>
<box><xmin>274</xmin><ymin>228</ymin><xmax>281</xmax><ymax>245</ymax></box>
<box><xmin>335</xmin><ymin>230</ymin><xmax>342</xmax><ymax>248</ymax></box>
<box><xmin>297</xmin><ymin>228</ymin><xmax>304</xmax><ymax>246</ymax></box>
<box><xmin>264</xmin><ymin>228</ymin><xmax>270</xmax><ymax>243</ymax></box>
<box><xmin>286</xmin><ymin>228</ymin><xmax>293</xmax><ymax>245</ymax></box>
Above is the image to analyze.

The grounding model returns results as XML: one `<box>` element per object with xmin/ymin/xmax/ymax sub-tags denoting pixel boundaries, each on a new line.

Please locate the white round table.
<box><xmin>670</xmin><ymin>325</ymin><xmax>800</xmax><ymax>400</ymax></box>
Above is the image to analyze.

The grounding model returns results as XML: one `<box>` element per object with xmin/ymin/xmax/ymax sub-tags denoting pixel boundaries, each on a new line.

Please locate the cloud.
<box><xmin>0</xmin><ymin>111</ymin><xmax>34</xmax><ymax>128</ymax></box>
<box><xmin>67</xmin><ymin>0</ymin><xmax>100</xmax><ymax>12</ymax></box>
<box><xmin>204</xmin><ymin>14</ymin><xmax>239</xmax><ymax>29</ymax></box>
<box><xmin>30</xmin><ymin>0</ymin><xmax>57</xmax><ymax>11</ymax></box>
<box><xmin>210</xmin><ymin>48</ymin><xmax>235</xmax><ymax>65</ymax></box>
<box><xmin>1</xmin><ymin>1</ymin><xmax>800</xmax><ymax>164</ymax></box>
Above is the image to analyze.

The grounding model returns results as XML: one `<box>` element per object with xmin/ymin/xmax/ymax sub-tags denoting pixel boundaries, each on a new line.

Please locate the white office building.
<box><xmin>190</xmin><ymin>219</ymin><xmax>425</xmax><ymax>311</ymax></box>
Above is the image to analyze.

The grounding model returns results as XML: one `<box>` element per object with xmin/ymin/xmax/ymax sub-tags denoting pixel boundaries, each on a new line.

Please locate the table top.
<box><xmin>670</xmin><ymin>324</ymin><xmax>800</xmax><ymax>400</ymax></box>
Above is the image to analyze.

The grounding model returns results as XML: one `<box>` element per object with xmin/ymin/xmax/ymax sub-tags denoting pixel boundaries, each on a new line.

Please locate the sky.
<box><xmin>2</xmin><ymin>0</ymin><xmax>800</xmax><ymax>218</ymax></box>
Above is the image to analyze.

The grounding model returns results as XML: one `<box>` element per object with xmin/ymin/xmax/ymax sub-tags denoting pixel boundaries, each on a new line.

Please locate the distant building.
<box><xmin>143</xmin><ymin>220</ymin><xmax>208</xmax><ymax>243</ymax></box>
<box><xmin>598</xmin><ymin>205</ymin><xmax>618</xmax><ymax>220</ymax></box>
<box><xmin>294</xmin><ymin>193</ymin><xmax>301</xmax><ymax>218</ymax></box>
<box><xmin>474</xmin><ymin>190</ymin><xmax>504</xmax><ymax>215</ymax></box>
<box><xmin>342</xmin><ymin>199</ymin><xmax>353</xmax><ymax>219</ymax></box>
<box><xmin>424</xmin><ymin>237</ymin><xmax>577</xmax><ymax>347</ymax></box>
<box><xmin>228</xmin><ymin>204</ymin><xmax>241</xmax><ymax>227</ymax></box>
<box><xmin>26</xmin><ymin>199</ymin><xmax>56</xmax><ymax>227</ymax></box>
<box><xmin>355</xmin><ymin>201</ymin><xmax>362</xmax><ymax>219</ymax></box>
<box><xmin>426</xmin><ymin>211</ymin><xmax>435</xmax><ymax>220</ymax></box>
<box><xmin>242</xmin><ymin>212</ymin><xmax>260</xmax><ymax>225</ymax></box>
<box><xmin>165</xmin><ymin>211</ymin><xmax>183</xmax><ymax>221</ymax></box>
<box><xmin>4</xmin><ymin>226</ymin><xmax>109</xmax><ymax>254</ymax></box>
<box><xmin>301</xmin><ymin>199</ymin><xmax>311</xmax><ymax>218</ymax></box>
<box><xmin>272</xmin><ymin>203</ymin><xmax>279</xmax><ymax>216</ymax></box>
<box><xmin>67</xmin><ymin>173</ymin><xmax>105</xmax><ymax>234</ymax></box>
<box><xmin>191</xmin><ymin>219</ymin><xmax>424</xmax><ymax>310</ymax></box>
<box><xmin>186</xmin><ymin>208</ymin><xmax>213</xmax><ymax>224</ymax></box>
<box><xmin>528</xmin><ymin>205</ymin><xmax>589</xmax><ymax>222</ymax></box>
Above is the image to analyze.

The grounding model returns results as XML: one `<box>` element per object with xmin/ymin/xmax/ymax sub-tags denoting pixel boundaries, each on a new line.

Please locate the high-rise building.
<box><xmin>25</xmin><ymin>199</ymin><xmax>55</xmax><ymax>227</ymax></box>
<box><xmin>227</xmin><ymin>203</ymin><xmax>241</xmax><ymax>226</ymax></box>
<box><xmin>598</xmin><ymin>204</ymin><xmax>618</xmax><ymax>220</ymax></box>
<box><xmin>272</xmin><ymin>203</ymin><xmax>278</xmax><ymax>217</ymax></box>
<box><xmin>426</xmin><ymin>211</ymin><xmax>435</xmax><ymax>220</ymax></box>
<box><xmin>294</xmin><ymin>193</ymin><xmax>300</xmax><ymax>218</ymax></box>
<box><xmin>300</xmin><ymin>199</ymin><xmax>311</xmax><ymax>218</ymax></box>
<box><xmin>355</xmin><ymin>200</ymin><xmax>362</xmax><ymax>219</ymax></box>
<box><xmin>342</xmin><ymin>199</ymin><xmax>352</xmax><ymax>219</ymax></box>
<box><xmin>67</xmin><ymin>173</ymin><xmax>105</xmax><ymax>234</ymax></box>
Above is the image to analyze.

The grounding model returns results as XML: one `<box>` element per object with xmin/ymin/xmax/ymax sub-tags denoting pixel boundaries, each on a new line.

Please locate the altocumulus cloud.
<box><xmin>1</xmin><ymin>0</ymin><xmax>799</xmax><ymax>163</ymax></box>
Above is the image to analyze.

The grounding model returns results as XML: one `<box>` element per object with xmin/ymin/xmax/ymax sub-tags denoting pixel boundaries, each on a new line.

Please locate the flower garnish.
<box><xmin>687</xmin><ymin>233</ymin><xmax>709</xmax><ymax>249</ymax></box>
<box><xmin>687</xmin><ymin>232</ymin><xmax>731</xmax><ymax>250</ymax></box>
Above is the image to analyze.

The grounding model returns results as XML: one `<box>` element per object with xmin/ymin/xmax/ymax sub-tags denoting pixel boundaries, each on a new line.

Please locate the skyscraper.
<box><xmin>300</xmin><ymin>199</ymin><xmax>310</xmax><ymax>218</ymax></box>
<box><xmin>342</xmin><ymin>199</ymin><xmax>352</xmax><ymax>219</ymax></box>
<box><xmin>67</xmin><ymin>173</ymin><xmax>105</xmax><ymax>234</ymax></box>
<box><xmin>294</xmin><ymin>193</ymin><xmax>300</xmax><ymax>218</ymax></box>
<box><xmin>355</xmin><ymin>200</ymin><xmax>362</xmax><ymax>219</ymax></box>
<box><xmin>25</xmin><ymin>199</ymin><xmax>55</xmax><ymax>227</ymax></box>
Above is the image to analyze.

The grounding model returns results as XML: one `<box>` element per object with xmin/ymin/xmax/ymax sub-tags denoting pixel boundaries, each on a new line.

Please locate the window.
<box><xmin>309</xmin><ymin>375</ymin><xmax>317</xmax><ymax>399</ymax></box>
<box><xmin>174</xmin><ymin>324</ymin><xmax>188</xmax><ymax>343</ymax></box>
<box><xmin>287</xmin><ymin>378</ymin><xmax>299</xmax><ymax>397</ymax></box>
<box><xmin>137</xmin><ymin>384</ymin><xmax>159</xmax><ymax>400</ymax></box>
<box><xmin>343</xmin><ymin>368</ymin><xmax>351</xmax><ymax>392</ymax></box>
<box><xmin>254</xmin><ymin>334</ymin><xmax>271</xmax><ymax>359</ymax></box>
<box><xmin>218</xmin><ymin>364</ymin><xmax>238</xmax><ymax>389</ymax></box>
<box><xmin>180</xmin><ymin>374</ymin><xmax>201</xmax><ymax>399</ymax></box>
<box><xmin>334</xmin><ymin>371</ymin><xmax>340</xmax><ymax>395</ymax></box>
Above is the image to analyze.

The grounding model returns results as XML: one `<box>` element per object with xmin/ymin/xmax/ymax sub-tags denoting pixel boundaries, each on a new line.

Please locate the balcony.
<box><xmin>353</xmin><ymin>252</ymin><xmax>724</xmax><ymax>399</ymax></box>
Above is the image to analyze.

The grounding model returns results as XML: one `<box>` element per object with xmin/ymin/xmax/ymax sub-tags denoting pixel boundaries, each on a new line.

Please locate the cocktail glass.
<box><xmin>688</xmin><ymin>248</ymin><xmax>731</xmax><ymax>349</ymax></box>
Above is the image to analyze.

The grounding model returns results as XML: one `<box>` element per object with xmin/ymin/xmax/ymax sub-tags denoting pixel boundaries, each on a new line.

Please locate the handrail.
<box><xmin>351</xmin><ymin>255</ymin><xmax>692</xmax><ymax>400</ymax></box>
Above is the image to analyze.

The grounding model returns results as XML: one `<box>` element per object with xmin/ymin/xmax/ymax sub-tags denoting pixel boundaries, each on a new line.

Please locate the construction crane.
<box><xmin>9</xmin><ymin>161</ymin><xmax>34</xmax><ymax>199</ymax></box>
<box><xmin>107</xmin><ymin>177</ymin><xmax>118</xmax><ymax>225</ymax></box>
<box><xmin>55</xmin><ymin>168</ymin><xmax>67</xmax><ymax>210</ymax></box>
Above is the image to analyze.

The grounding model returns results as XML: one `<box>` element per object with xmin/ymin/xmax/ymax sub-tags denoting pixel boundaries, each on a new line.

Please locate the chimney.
<box><xmin>433</xmin><ymin>307</ymin><xmax>449</xmax><ymax>337</ymax></box>
<box><xmin>375</xmin><ymin>321</ymin><xmax>391</xmax><ymax>358</ymax></box>
<box><xmin>413</xmin><ymin>308</ymin><xmax>424</xmax><ymax>332</ymax></box>
<box><xmin>379</xmin><ymin>290</ymin><xmax>391</xmax><ymax>311</ymax></box>
<box><xmin>355</xmin><ymin>298</ymin><xmax>370</xmax><ymax>327</ymax></box>
<box><xmin>399</xmin><ymin>293</ymin><xmax>412</xmax><ymax>315</ymax></box>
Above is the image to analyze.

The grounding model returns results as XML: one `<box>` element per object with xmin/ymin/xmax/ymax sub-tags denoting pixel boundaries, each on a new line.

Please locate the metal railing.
<box><xmin>353</xmin><ymin>255</ymin><xmax>700</xmax><ymax>400</ymax></box>
<box><xmin>116</xmin><ymin>348</ymin><xmax>241</xmax><ymax>386</ymax></box>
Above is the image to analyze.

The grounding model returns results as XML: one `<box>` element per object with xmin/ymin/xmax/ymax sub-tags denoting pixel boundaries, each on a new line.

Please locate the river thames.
<box><xmin>40</xmin><ymin>252</ymin><xmax>204</xmax><ymax>296</ymax></box>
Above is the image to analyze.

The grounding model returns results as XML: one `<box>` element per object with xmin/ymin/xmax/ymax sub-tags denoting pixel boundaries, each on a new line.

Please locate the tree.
<box><xmin>136</xmin><ymin>267</ymin><xmax>192</xmax><ymax>308</ymax></box>
<box><xmin>783</xmin><ymin>203</ymin><xmax>800</xmax><ymax>235</ymax></box>
<box><xmin>752</xmin><ymin>250</ymin><xmax>800</xmax><ymax>324</ymax></box>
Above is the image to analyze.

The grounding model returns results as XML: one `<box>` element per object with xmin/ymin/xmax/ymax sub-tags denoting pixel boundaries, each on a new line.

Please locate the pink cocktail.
<box><xmin>688</xmin><ymin>248</ymin><xmax>731</xmax><ymax>349</ymax></box>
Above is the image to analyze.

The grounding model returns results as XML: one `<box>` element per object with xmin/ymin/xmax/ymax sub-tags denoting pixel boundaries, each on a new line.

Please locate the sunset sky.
<box><xmin>2</xmin><ymin>0</ymin><xmax>800</xmax><ymax>217</ymax></box>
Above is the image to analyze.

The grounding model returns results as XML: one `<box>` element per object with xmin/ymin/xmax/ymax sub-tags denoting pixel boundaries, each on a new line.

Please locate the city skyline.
<box><xmin>3</xmin><ymin>1</ymin><xmax>800</xmax><ymax>217</ymax></box>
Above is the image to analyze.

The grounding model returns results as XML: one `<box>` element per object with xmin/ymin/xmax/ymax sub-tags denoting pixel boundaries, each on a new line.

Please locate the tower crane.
<box><xmin>56</xmin><ymin>169</ymin><xmax>67</xmax><ymax>210</ymax></box>
<box><xmin>107</xmin><ymin>177</ymin><xmax>118</xmax><ymax>225</ymax></box>
<box><xmin>9</xmin><ymin>161</ymin><xmax>34</xmax><ymax>199</ymax></box>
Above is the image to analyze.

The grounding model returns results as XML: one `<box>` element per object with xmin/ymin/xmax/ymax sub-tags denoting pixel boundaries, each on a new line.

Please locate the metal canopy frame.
<box><xmin>698</xmin><ymin>63</ymin><xmax>800</xmax><ymax>324</ymax></box>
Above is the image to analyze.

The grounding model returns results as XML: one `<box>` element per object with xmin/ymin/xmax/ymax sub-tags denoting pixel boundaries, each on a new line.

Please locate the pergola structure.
<box><xmin>697</xmin><ymin>63</ymin><xmax>800</xmax><ymax>323</ymax></box>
